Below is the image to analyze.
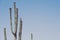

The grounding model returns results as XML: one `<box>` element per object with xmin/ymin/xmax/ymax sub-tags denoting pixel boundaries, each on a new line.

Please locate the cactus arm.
<box><xmin>9</xmin><ymin>8</ymin><xmax>14</xmax><ymax>34</ymax></box>
<box><xmin>18</xmin><ymin>18</ymin><xmax>22</xmax><ymax>40</ymax></box>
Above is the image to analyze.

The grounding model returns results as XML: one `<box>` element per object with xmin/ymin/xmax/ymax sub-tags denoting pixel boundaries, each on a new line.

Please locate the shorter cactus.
<box><xmin>31</xmin><ymin>33</ymin><xmax>33</xmax><ymax>40</ymax></box>
<box><xmin>4</xmin><ymin>28</ymin><xmax>7</xmax><ymax>40</ymax></box>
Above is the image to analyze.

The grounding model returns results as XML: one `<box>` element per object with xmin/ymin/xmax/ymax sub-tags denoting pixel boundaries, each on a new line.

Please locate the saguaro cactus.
<box><xmin>31</xmin><ymin>33</ymin><xmax>33</xmax><ymax>40</ymax></box>
<box><xmin>9</xmin><ymin>2</ymin><xmax>18</xmax><ymax>40</ymax></box>
<box><xmin>3</xmin><ymin>2</ymin><xmax>22</xmax><ymax>40</ymax></box>
<box><xmin>9</xmin><ymin>2</ymin><xmax>22</xmax><ymax>40</ymax></box>
<box><xmin>4</xmin><ymin>28</ymin><xmax>7</xmax><ymax>40</ymax></box>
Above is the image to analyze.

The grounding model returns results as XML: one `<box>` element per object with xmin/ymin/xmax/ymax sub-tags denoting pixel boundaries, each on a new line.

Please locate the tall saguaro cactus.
<box><xmin>9</xmin><ymin>2</ymin><xmax>22</xmax><ymax>40</ymax></box>
<box><xmin>4</xmin><ymin>2</ymin><xmax>22</xmax><ymax>40</ymax></box>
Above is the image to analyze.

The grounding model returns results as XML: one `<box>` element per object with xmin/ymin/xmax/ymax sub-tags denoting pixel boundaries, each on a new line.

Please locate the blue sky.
<box><xmin>0</xmin><ymin>0</ymin><xmax>60</xmax><ymax>40</ymax></box>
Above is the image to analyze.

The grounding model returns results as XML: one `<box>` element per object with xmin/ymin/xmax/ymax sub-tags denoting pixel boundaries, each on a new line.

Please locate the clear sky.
<box><xmin>0</xmin><ymin>0</ymin><xmax>60</xmax><ymax>40</ymax></box>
